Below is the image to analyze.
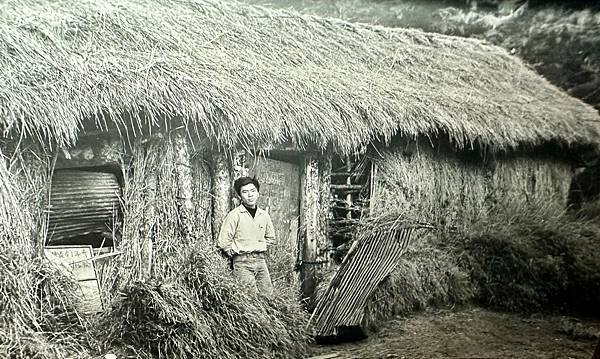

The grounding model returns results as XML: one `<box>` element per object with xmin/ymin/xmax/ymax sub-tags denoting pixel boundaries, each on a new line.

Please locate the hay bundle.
<box><xmin>98</xmin><ymin>243</ymin><xmax>311</xmax><ymax>359</ymax></box>
<box><xmin>0</xmin><ymin>252</ymin><xmax>91</xmax><ymax>358</ymax></box>
<box><xmin>0</xmin><ymin>149</ymin><xmax>92</xmax><ymax>358</ymax></box>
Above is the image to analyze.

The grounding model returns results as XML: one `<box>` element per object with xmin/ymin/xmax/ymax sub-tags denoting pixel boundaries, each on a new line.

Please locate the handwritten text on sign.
<box><xmin>44</xmin><ymin>245</ymin><xmax>103</xmax><ymax>313</ymax></box>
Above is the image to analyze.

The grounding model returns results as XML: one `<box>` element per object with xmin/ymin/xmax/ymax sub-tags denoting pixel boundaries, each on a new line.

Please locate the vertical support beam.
<box><xmin>345</xmin><ymin>155</ymin><xmax>353</xmax><ymax>219</ymax></box>
<box><xmin>369</xmin><ymin>161</ymin><xmax>378</xmax><ymax>215</ymax></box>
<box><xmin>173</xmin><ymin>132</ymin><xmax>195</xmax><ymax>240</ymax></box>
<box><xmin>212</xmin><ymin>152</ymin><xmax>232</xmax><ymax>244</ymax></box>
<box><xmin>318</xmin><ymin>154</ymin><xmax>332</xmax><ymax>266</ymax></box>
<box><xmin>135</xmin><ymin>139</ymin><xmax>155</xmax><ymax>280</ymax></box>
<box><xmin>231</xmin><ymin>150</ymin><xmax>249</xmax><ymax>208</ymax></box>
<box><xmin>299</xmin><ymin>154</ymin><xmax>330</xmax><ymax>302</ymax></box>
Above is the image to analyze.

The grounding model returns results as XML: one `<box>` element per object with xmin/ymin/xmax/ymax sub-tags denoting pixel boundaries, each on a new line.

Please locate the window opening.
<box><xmin>46</xmin><ymin>166</ymin><xmax>122</xmax><ymax>248</ymax></box>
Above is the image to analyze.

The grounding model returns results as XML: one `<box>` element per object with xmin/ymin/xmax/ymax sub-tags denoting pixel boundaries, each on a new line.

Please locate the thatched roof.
<box><xmin>0</xmin><ymin>0</ymin><xmax>599</xmax><ymax>153</ymax></box>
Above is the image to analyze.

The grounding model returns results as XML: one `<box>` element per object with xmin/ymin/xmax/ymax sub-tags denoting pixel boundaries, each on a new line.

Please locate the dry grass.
<box><xmin>371</xmin><ymin>144</ymin><xmax>572</xmax><ymax>229</ymax></box>
<box><xmin>0</xmin><ymin>0</ymin><xmax>598</xmax><ymax>153</ymax></box>
<box><xmin>97</xmin><ymin>242</ymin><xmax>311</xmax><ymax>358</ymax></box>
<box><xmin>0</xmin><ymin>147</ymin><xmax>94</xmax><ymax>358</ymax></box>
<box><xmin>91</xmin><ymin>135</ymin><xmax>311</xmax><ymax>358</ymax></box>
<box><xmin>491</xmin><ymin>155</ymin><xmax>572</xmax><ymax>208</ymax></box>
<box><xmin>371</xmin><ymin>145</ymin><xmax>490</xmax><ymax>228</ymax></box>
<box><xmin>443</xmin><ymin>200</ymin><xmax>600</xmax><ymax>315</ymax></box>
<box><xmin>100</xmin><ymin>134</ymin><xmax>202</xmax><ymax>297</ymax></box>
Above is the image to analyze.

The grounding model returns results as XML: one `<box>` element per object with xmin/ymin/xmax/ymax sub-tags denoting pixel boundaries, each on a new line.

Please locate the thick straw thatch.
<box><xmin>0</xmin><ymin>0</ymin><xmax>598</xmax><ymax>152</ymax></box>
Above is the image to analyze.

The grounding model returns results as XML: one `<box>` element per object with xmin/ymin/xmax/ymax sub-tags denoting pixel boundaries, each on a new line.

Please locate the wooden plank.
<box><xmin>248</xmin><ymin>156</ymin><xmax>301</xmax><ymax>284</ymax></box>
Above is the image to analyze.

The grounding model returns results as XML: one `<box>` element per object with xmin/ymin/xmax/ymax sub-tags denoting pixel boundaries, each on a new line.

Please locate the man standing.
<box><xmin>218</xmin><ymin>176</ymin><xmax>275</xmax><ymax>296</ymax></box>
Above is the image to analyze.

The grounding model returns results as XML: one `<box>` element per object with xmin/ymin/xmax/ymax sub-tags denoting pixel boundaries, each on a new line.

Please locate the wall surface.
<box><xmin>371</xmin><ymin>143</ymin><xmax>572</xmax><ymax>228</ymax></box>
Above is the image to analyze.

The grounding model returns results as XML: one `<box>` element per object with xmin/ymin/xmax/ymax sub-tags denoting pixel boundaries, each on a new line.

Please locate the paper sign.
<box><xmin>44</xmin><ymin>245</ymin><xmax>103</xmax><ymax>313</ymax></box>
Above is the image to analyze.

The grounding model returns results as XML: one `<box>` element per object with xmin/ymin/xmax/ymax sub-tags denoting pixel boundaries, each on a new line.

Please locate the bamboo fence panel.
<box><xmin>310</xmin><ymin>225</ymin><xmax>428</xmax><ymax>337</ymax></box>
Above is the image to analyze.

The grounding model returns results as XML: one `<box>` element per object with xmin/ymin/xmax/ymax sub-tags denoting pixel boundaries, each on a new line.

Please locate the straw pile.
<box><xmin>0</xmin><ymin>0</ymin><xmax>598</xmax><ymax>154</ymax></box>
<box><xmin>0</xmin><ymin>148</ymin><xmax>92</xmax><ymax>358</ymax></box>
<box><xmin>97</xmin><ymin>242</ymin><xmax>311</xmax><ymax>358</ymax></box>
<box><xmin>362</xmin><ymin>237</ymin><xmax>474</xmax><ymax>332</ymax></box>
<box><xmin>445</xmin><ymin>200</ymin><xmax>600</xmax><ymax>315</ymax></box>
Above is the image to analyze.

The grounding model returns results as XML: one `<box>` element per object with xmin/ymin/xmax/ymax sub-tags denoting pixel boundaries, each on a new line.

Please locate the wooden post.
<box><xmin>231</xmin><ymin>150</ymin><xmax>249</xmax><ymax>208</ymax></box>
<box><xmin>191</xmin><ymin>151</ymin><xmax>213</xmax><ymax>243</ymax></box>
<box><xmin>173</xmin><ymin>132</ymin><xmax>195</xmax><ymax>240</ymax></box>
<box><xmin>345</xmin><ymin>155</ymin><xmax>353</xmax><ymax>219</ymax></box>
<box><xmin>135</xmin><ymin>138</ymin><xmax>155</xmax><ymax>280</ymax></box>
<box><xmin>212</xmin><ymin>152</ymin><xmax>232</xmax><ymax>244</ymax></box>
<box><xmin>299</xmin><ymin>154</ymin><xmax>330</xmax><ymax>302</ymax></box>
<box><xmin>318</xmin><ymin>154</ymin><xmax>332</xmax><ymax>267</ymax></box>
<box><xmin>593</xmin><ymin>338</ymin><xmax>600</xmax><ymax>359</ymax></box>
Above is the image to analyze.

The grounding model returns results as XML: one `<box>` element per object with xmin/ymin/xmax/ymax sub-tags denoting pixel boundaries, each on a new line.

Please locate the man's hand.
<box><xmin>219</xmin><ymin>248</ymin><xmax>235</xmax><ymax>258</ymax></box>
<box><xmin>218</xmin><ymin>248</ymin><xmax>234</xmax><ymax>258</ymax></box>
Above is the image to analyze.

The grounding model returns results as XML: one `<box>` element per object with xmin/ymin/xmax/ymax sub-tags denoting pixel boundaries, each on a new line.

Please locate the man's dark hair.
<box><xmin>234</xmin><ymin>176</ymin><xmax>260</xmax><ymax>196</ymax></box>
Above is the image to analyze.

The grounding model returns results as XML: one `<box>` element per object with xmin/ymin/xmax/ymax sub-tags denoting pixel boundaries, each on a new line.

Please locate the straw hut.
<box><xmin>1</xmin><ymin>0</ymin><xmax>599</xmax><ymax>300</ymax></box>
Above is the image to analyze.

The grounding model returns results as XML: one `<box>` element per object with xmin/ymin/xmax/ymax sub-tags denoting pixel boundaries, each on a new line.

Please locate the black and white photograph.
<box><xmin>1</xmin><ymin>0</ymin><xmax>599</xmax><ymax>358</ymax></box>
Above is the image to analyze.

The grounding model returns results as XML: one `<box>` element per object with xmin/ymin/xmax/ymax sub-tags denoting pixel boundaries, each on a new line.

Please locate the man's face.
<box><xmin>239</xmin><ymin>183</ymin><xmax>259</xmax><ymax>208</ymax></box>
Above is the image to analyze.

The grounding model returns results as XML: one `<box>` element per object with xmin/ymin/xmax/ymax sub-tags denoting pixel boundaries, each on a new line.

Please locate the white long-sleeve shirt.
<box><xmin>218</xmin><ymin>205</ymin><xmax>276</xmax><ymax>254</ymax></box>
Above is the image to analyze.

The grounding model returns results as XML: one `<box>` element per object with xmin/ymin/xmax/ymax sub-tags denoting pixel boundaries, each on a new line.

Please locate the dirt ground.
<box><xmin>307</xmin><ymin>307</ymin><xmax>600</xmax><ymax>359</ymax></box>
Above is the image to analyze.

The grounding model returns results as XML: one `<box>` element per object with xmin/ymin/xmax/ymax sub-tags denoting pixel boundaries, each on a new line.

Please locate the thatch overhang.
<box><xmin>0</xmin><ymin>0</ymin><xmax>599</xmax><ymax>153</ymax></box>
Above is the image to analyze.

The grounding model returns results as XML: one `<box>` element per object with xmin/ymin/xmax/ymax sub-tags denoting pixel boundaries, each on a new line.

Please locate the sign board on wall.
<box><xmin>248</xmin><ymin>157</ymin><xmax>301</xmax><ymax>285</ymax></box>
<box><xmin>44</xmin><ymin>245</ymin><xmax>103</xmax><ymax>314</ymax></box>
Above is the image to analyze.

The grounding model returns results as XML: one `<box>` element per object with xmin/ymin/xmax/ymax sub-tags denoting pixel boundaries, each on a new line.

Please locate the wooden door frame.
<box><xmin>210</xmin><ymin>149</ymin><xmax>332</xmax><ymax>300</ymax></box>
